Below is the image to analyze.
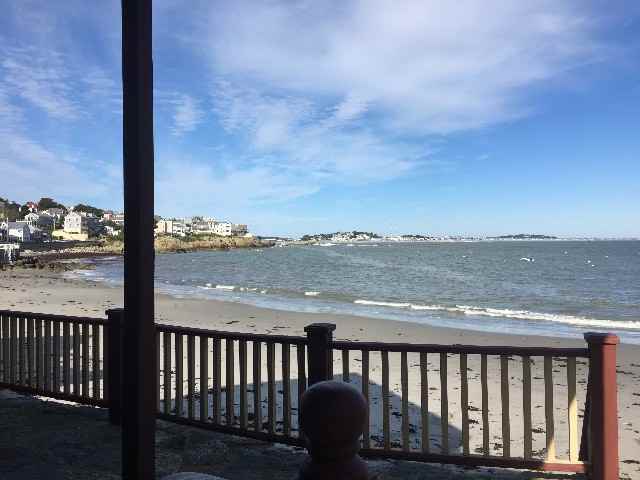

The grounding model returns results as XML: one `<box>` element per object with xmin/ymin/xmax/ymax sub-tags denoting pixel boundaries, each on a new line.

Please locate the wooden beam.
<box><xmin>121</xmin><ymin>0</ymin><xmax>155</xmax><ymax>477</ymax></box>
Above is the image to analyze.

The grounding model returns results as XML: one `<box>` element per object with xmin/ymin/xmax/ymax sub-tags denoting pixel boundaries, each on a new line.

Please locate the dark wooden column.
<box><xmin>121</xmin><ymin>0</ymin><xmax>155</xmax><ymax>478</ymax></box>
<box><xmin>304</xmin><ymin>323</ymin><xmax>336</xmax><ymax>386</ymax></box>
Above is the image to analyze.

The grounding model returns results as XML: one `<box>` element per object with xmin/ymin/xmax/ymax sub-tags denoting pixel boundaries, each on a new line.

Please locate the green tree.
<box><xmin>73</xmin><ymin>203</ymin><xmax>104</xmax><ymax>217</ymax></box>
<box><xmin>37</xmin><ymin>197</ymin><xmax>67</xmax><ymax>212</ymax></box>
<box><xmin>0</xmin><ymin>197</ymin><xmax>21</xmax><ymax>221</ymax></box>
<box><xmin>19</xmin><ymin>204</ymin><xmax>30</xmax><ymax>219</ymax></box>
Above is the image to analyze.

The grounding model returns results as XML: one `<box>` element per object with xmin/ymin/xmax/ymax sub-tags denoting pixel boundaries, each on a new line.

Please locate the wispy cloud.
<box><xmin>196</xmin><ymin>0</ymin><xmax>606</xmax><ymax>134</ymax></box>
<box><xmin>1</xmin><ymin>46</ymin><xmax>82</xmax><ymax>120</ymax></box>
<box><xmin>171</xmin><ymin>93</ymin><xmax>205</xmax><ymax>136</ymax></box>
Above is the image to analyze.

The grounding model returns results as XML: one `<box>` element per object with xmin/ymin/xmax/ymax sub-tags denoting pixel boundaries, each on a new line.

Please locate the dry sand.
<box><xmin>1</xmin><ymin>269</ymin><xmax>639</xmax><ymax>479</ymax></box>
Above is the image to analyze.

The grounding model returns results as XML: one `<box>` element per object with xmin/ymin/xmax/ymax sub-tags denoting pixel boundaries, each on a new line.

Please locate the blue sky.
<box><xmin>0</xmin><ymin>1</ymin><xmax>638</xmax><ymax>237</ymax></box>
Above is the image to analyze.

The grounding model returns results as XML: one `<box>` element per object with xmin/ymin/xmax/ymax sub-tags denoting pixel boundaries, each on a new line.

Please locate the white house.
<box><xmin>24</xmin><ymin>212</ymin><xmax>55</xmax><ymax>232</ymax></box>
<box><xmin>155</xmin><ymin>219</ymin><xmax>187</xmax><ymax>236</ymax></box>
<box><xmin>64</xmin><ymin>211</ymin><xmax>88</xmax><ymax>234</ymax></box>
<box><xmin>7</xmin><ymin>222</ymin><xmax>31</xmax><ymax>242</ymax></box>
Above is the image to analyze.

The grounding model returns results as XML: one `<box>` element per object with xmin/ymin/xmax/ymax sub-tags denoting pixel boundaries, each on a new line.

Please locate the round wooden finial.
<box><xmin>298</xmin><ymin>380</ymin><xmax>369</xmax><ymax>480</ymax></box>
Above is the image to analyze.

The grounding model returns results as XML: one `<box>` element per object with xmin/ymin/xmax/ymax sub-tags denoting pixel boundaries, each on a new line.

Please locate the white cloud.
<box><xmin>149</xmin><ymin>0</ymin><xmax>612</xmax><ymax>207</ymax></box>
<box><xmin>195</xmin><ymin>0</ymin><xmax>605</xmax><ymax>134</ymax></box>
<box><xmin>1</xmin><ymin>46</ymin><xmax>82</xmax><ymax>120</ymax></box>
<box><xmin>0</xmin><ymin>86</ymin><xmax>119</xmax><ymax>204</ymax></box>
<box><xmin>171</xmin><ymin>94</ymin><xmax>205</xmax><ymax>136</ymax></box>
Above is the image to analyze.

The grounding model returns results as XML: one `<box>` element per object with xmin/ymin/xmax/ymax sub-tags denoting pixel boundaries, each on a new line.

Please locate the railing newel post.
<box><xmin>584</xmin><ymin>332</ymin><xmax>619</xmax><ymax>480</ymax></box>
<box><xmin>304</xmin><ymin>323</ymin><xmax>336</xmax><ymax>386</ymax></box>
<box><xmin>106</xmin><ymin>308</ymin><xmax>124</xmax><ymax>425</ymax></box>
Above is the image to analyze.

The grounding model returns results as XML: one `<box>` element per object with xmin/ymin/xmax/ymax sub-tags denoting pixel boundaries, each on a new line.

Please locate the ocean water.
<box><xmin>73</xmin><ymin>241</ymin><xmax>640</xmax><ymax>344</ymax></box>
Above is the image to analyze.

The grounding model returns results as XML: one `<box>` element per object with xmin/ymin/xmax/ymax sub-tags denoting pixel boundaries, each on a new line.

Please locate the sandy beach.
<box><xmin>1</xmin><ymin>269</ymin><xmax>639</xmax><ymax>478</ymax></box>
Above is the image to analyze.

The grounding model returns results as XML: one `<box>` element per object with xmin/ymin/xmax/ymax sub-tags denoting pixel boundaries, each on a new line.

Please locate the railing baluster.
<box><xmin>10</xmin><ymin>315</ymin><xmax>17</xmax><ymax>384</ymax></box>
<box><xmin>92</xmin><ymin>324</ymin><xmax>99</xmax><ymax>399</ymax></box>
<box><xmin>213</xmin><ymin>337</ymin><xmax>221</xmax><ymax>423</ymax></box>
<box><xmin>522</xmin><ymin>355</ymin><xmax>532</xmax><ymax>460</ymax></box>
<box><xmin>440</xmin><ymin>352</ymin><xmax>449</xmax><ymax>454</ymax></box>
<box><xmin>267</xmin><ymin>341</ymin><xmax>276</xmax><ymax>434</ymax></box>
<box><xmin>82</xmin><ymin>323</ymin><xmax>89</xmax><ymax>397</ymax></box>
<box><xmin>567</xmin><ymin>356</ymin><xmax>578</xmax><ymax>462</ymax></box>
<box><xmin>72</xmin><ymin>322</ymin><xmax>80</xmax><ymax>395</ymax></box>
<box><xmin>401</xmin><ymin>351</ymin><xmax>410</xmax><ymax>452</ymax></box>
<box><xmin>282</xmin><ymin>342</ymin><xmax>291</xmax><ymax>436</ymax></box>
<box><xmin>37</xmin><ymin>319</ymin><xmax>43</xmax><ymax>390</ymax></box>
<box><xmin>63</xmin><ymin>321</ymin><xmax>70</xmax><ymax>394</ymax></box>
<box><xmin>342</xmin><ymin>348</ymin><xmax>349</xmax><ymax>382</ymax></box>
<box><xmin>18</xmin><ymin>316</ymin><xmax>25</xmax><ymax>384</ymax></box>
<box><xmin>420</xmin><ymin>351</ymin><xmax>429</xmax><ymax>453</ymax></box>
<box><xmin>226</xmin><ymin>338</ymin><xmax>235</xmax><ymax>426</ymax></box>
<box><xmin>1</xmin><ymin>313</ymin><xmax>8</xmax><ymax>383</ymax></box>
<box><xmin>382</xmin><ymin>350</ymin><xmax>390</xmax><ymax>450</ymax></box>
<box><xmin>52</xmin><ymin>321</ymin><xmax>60</xmax><ymax>393</ymax></box>
<box><xmin>200</xmin><ymin>335</ymin><xmax>209</xmax><ymax>421</ymax></box>
<box><xmin>460</xmin><ymin>353</ymin><xmax>469</xmax><ymax>455</ymax></box>
<box><xmin>544</xmin><ymin>355</ymin><xmax>556</xmax><ymax>460</ymax></box>
<box><xmin>187</xmin><ymin>334</ymin><xmax>195</xmax><ymax>419</ymax></box>
<box><xmin>500</xmin><ymin>355</ymin><xmax>510</xmax><ymax>457</ymax></box>
<box><xmin>239</xmin><ymin>340</ymin><xmax>248</xmax><ymax>429</ymax></box>
<box><xmin>27</xmin><ymin>317</ymin><xmax>35</xmax><ymax>387</ymax></box>
<box><xmin>362</xmin><ymin>349</ymin><xmax>370</xmax><ymax>449</ymax></box>
<box><xmin>164</xmin><ymin>331</ymin><xmax>172</xmax><ymax>414</ymax></box>
<box><xmin>175</xmin><ymin>333</ymin><xmax>183</xmax><ymax>417</ymax></box>
<box><xmin>156</xmin><ymin>329</ymin><xmax>161</xmax><ymax>412</ymax></box>
<box><xmin>297</xmin><ymin>343</ymin><xmax>306</xmax><ymax>435</ymax></box>
<box><xmin>481</xmin><ymin>353</ymin><xmax>489</xmax><ymax>456</ymax></box>
<box><xmin>253</xmin><ymin>341</ymin><xmax>262</xmax><ymax>432</ymax></box>
<box><xmin>44</xmin><ymin>319</ymin><xmax>51</xmax><ymax>391</ymax></box>
<box><xmin>0</xmin><ymin>313</ymin><xmax>4</xmax><ymax>382</ymax></box>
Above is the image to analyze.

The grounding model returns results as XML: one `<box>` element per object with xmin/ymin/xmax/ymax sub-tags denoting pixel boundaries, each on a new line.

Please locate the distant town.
<box><xmin>0</xmin><ymin>196</ymin><xmax>252</xmax><ymax>264</ymax></box>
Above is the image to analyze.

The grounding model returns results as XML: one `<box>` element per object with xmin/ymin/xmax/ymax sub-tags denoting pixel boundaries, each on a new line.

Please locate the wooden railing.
<box><xmin>154</xmin><ymin>321</ymin><xmax>307</xmax><ymax>446</ymax></box>
<box><xmin>0</xmin><ymin>310</ymin><xmax>107</xmax><ymax>407</ymax></box>
<box><xmin>331</xmin><ymin>341</ymin><xmax>590</xmax><ymax>472</ymax></box>
<box><xmin>0</xmin><ymin>309</ymin><xmax>620</xmax><ymax>477</ymax></box>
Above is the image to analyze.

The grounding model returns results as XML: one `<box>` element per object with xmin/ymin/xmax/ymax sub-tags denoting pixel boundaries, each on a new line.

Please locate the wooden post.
<box><xmin>106</xmin><ymin>309</ymin><xmax>123</xmax><ymax>425</ymax></box>
<box><xmin>121</xmin><ymin>0</ymin><xmax>155</xmax><ymax>478</ymax></box>
<box><xmin>584</xmin><ymin>333</ymin><xmax>619</xmax><ymax>480</ymax></box>
<box><xmin>304</xmin><ymin>323</ymin><xmax>336</xmax><ymax>386</ymax></box>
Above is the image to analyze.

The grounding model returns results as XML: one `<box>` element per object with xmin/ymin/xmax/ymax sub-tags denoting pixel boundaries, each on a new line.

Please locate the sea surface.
<box><xmin>72</xmin><ymin>241</ymin><xmax>640</xmax><ymax>344</ymax></box>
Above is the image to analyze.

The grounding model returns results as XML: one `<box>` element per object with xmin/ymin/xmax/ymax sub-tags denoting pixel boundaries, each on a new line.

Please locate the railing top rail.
<box><xmin>155</xmin><ymin>322</ymin><xmax>308</xmax><ymax>345</ymax></box>
<box><xmin>332</xmin><ymin>339</ymin><xmax>590</xmax><ymax>357</ymax></box>
<box><xmin>0</xmin><ymin>309</ymin><xmax>107</xmax><ymax>326</ymax></box>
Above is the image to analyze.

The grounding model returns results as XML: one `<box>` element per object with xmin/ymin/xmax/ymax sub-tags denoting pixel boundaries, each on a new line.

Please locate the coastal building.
<box><xmin>25</xmin><ymin>201</ymin><xmax>38</xmax><ymax>213</ymax></box>
<box><xmin>102</xmin><ymin>210</ymin><xmax>115</xmax><ymax>221</ymax></box>
<box><xmin>155</xmin><ymin>219</ymin><xmax>187</xmax><ymax>236</ymax></box>
<box><xmin>210</xmin><ymin>221</ymin><xmax>248</xmax><ymax>236</ymax></box>
<box><xmin>6</xmin><ymin>222</ymin><xmax>31</xmax><ymax>242</ymax></box>
<box><xmin>113</xmin><ymin>212</ymin><xmax>125</xmax><ymax>226</ymax></box>
<box><xmin>191</xmin><ymin>217</ymin><xmax>218</xmax><ymax>234</ymax></box>
<box><xmin>59</xmin><ymin>211</ymin><xmax>102</xmax><ymax>240</ymax></box>
<box><xmin>24</xmin><ymin>212</ymin><xmax>55</xmax><ymax>233</ymax></box>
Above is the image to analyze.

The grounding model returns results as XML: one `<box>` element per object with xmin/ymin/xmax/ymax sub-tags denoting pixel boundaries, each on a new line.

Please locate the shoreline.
<box><xmin>1</xmin><ymin>269</ymin><xmax>639</xmax><ymax>476</ymax></box>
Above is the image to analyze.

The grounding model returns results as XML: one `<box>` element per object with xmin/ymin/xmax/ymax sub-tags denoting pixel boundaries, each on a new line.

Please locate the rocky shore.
<box><xmin>3</xmin><ymin>236</ymin><xmax>274</xmax><ymax>271</ymax></box>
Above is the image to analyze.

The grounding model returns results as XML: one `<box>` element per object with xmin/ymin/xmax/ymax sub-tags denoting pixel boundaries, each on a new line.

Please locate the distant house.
<box><xmin>24</xmin><ymin>212</ymin><xmax>55</xmax><ymax>233</ymax></box>
<box><xmin>212</xmin><ymin>222</ymin><xmax>248</xmax><ymax>237</ymax></box>
<box><xmin>64</xmin><ymin>211</ymin><xmax>88</xmax><ymax>234</ymax></box>
<box><xmin>25</xmin><ymin>201</ymin><xmax>38</xmax><ymax>213</ymax></box>
<box><xmin>43</xmin><ymin>208</ymin><xmax>66</xmax><ymax>222</ymax></box>
<box><xmin>57</xmin><ymin>211</ymin><xmax>103</xmax><ymax>240</ymax></box>
<box><xmin>155</xmin><ymin>219</ymin><xmax>187</xmax><ymax>236</ymax></box>
<box><xmin>7</xmin><ymin>222</ymin><xmax>31</xmax><ymax>242</ymax></box>
<box><xmin>102</xmin><ymin>210</ymin><xmax>115</xmax><ymax>221</ymax></box>
<box><xmin>113</xmin><ymin>213</ymin><xmax>125</xmax><ymax>226</ymax></box>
